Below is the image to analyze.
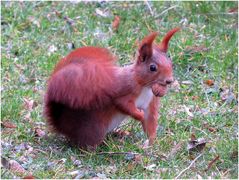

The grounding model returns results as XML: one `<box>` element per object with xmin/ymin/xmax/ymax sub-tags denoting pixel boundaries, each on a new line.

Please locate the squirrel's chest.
<box><xmin>135</xmin><ymin>87</ymin><xmax>154</xmax><ymax>110</ymax></box>
<box><xmin>107</xmin><ymin>87</ymin><xmax>154</xmax><ymax>132</ymax></box>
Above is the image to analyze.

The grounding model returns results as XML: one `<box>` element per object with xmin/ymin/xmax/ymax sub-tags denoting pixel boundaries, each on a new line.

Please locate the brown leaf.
<box><xmin>23</xmin><ymin>175</ymin><xmax>35</xmax><ymax>179</ymax></box>
<box><xmin>191</xmin><ymin>133</ymin><xmax>196</xmax><ymax>141</ymax></box>
<box><xmin>23</xmin><ymin>98</ymin><xmax>35</xmax><ymax>111</ymax></box>
<box><xmin>9</xmin><ymin>160</ymin><xmax>26</xmax><ymax>174</ymax></box>
<box><xmin>2</xmin><ymin>121</ymin><xmax>16</xmax><ymax>128</ymax></box>
<box><xmin>187</xmin><ymin>138</ymin><xmax>207</xmax><ymax>152</ymax></box>
<box><xmin>126</xmin><ymin>163</ymin><xmax>135</xmax><ymax>171</ymax></box>
<box><xmin>230</xmin><ymin>151</ymin><xmax>238</xmax><ymax>160</ymax></box>
<box><xmin>134</xmin><ymin>154</ymin><xmax>143</xmax><ymax>163</ymax></box>
<box><xmin>205</xmin><ymin>155</ymin><xmax>220</xmax><ymax>171</ymax></box>
<box><xmin>228</xmin><ymin>7</ymin><xmax>238</xmax><ymax>13</ymax></box>
<box><xmin>112</xmin><ymin>15</ymin><xmax>120</xmax><ymax>31</ymax></box>
<box><xmin>112</xmin><ymin>129</ymin><xmax>130</xmax><ymax>139</ymax></box>
<box><xmin>34</xmin><ymin>128</ymin><xmax>46</xmax><ymax>137</ymax></box>
<box><xmin>208</xmin><ymin>127</ymin><xmax>217</xmax><ymax>133</ymax></box>
<box><xmin>203</xmin><ymin>123</ymin><xmax>217</xmax><ymax>133</ymax></box>
<box><xmin>192</xmin><ymin>96</ymin><xmax>199</xmax><ymax>100</ymax></box>
<box><xmin>204</xmin><ymin>79</ymin><xmax>214</xmax><ymax>86</ymax></box>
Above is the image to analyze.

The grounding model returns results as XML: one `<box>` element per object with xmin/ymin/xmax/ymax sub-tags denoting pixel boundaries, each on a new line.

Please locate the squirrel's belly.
<box><xmin>107</xmin><ymin>113</ymin><xmax>128</xmax><ymax>133</ymax></box>
<box><xmin>107</xmin><ymin>88</ymin><xmax>153</xmax><ymax>132</ymax></box>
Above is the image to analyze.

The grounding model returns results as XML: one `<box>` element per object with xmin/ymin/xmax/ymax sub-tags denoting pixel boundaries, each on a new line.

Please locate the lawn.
<box><xmin>1</xmin><ymin>1</ymin><xmax>238</xmax><ymax>179</ymax></box>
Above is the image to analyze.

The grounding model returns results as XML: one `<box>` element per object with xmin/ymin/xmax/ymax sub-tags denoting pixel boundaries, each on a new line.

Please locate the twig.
<box><xmin>154</xmin><ymin>5</ymin><xmax>178</xmax><ymax>19</ymax></box>
<box><xmin>96</xmin><ymin>151</ymin><xmax>139</xmax><ymax>156</ymax></box>
<box><xmin>175</xmin><ymin>153</ymin><xmax>202</xmax><ymax>179</ymax></box>
<box><xmin>205</xmin><ymin>155</ymin><xmax>220</xmax><ymax>171</ymax></box>
<box><xmin>145</xmin><ymin>0</ymin><xmax>154</xmax><ymax>16</ymax></box>
<box><xmin>197</xmin><ymin>12</ymin><xmax>238</xmax><ymax>16</ymax></box>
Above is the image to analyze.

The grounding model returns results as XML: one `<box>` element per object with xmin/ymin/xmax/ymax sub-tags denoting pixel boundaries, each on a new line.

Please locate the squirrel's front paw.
<box><xmin>134</xmin><ymin>109</ymin><xmax>145</xmax><ymax>121</ymax></box>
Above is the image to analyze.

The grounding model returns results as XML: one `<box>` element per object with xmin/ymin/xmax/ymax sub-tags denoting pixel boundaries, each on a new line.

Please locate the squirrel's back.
<box><xmin>44</xmin><ymin>47</ymin><xmax>121</xmax><ymax>146</ymax></box>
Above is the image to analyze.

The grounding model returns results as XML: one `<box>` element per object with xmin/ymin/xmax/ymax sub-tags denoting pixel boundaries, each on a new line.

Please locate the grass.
<box><xmin>1</xmin><ymin>1</ymin><xmax>238</xmax><ymax>179</ymax></box>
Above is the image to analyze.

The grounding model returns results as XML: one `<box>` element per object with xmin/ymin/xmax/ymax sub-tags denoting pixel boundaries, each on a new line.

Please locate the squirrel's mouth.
<box><xmin>151</xmin><ymin>83</ymin><xmax>168</xmax><ymax>97</ymax></box>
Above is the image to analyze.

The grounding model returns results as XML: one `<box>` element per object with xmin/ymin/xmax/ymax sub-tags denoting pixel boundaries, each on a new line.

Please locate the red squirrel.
<box><xmin>44</xmin><ymin>28</ymin><xmax>180</xmax><ymax>149</ymax></box>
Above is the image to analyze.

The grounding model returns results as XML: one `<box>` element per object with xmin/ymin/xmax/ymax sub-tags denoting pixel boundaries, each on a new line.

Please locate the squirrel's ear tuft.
<box><xmin>158</xmin><ymin>28</ymin><xmax>180</xmax><ymax>53</ymax></box>
<box><xmin>138</xmin><ymin>32</ymin><xmax>158</xmax><ymax>62</ymax></box>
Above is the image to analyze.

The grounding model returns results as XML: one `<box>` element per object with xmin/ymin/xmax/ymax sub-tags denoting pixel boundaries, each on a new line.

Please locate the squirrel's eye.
<box><xmin>150</xmin><ymin>64</ymin><xmax>157</xmax><ymax>72</ymax></box>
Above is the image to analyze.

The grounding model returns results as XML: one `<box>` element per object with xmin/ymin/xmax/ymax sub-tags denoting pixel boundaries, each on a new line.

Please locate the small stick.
<box><xmin>154</xmin><ymin>5</ymin><xmax>178</xmax><ymax>19</ymax></box>
<box><xmin>175</xmin><ymin>153</ymin><xmax>202</xmax><ymax>179</ymax></box>
<box><xmin>96</xmin><ymin>151</ymin><xmax>139</xmax><ymax>156</ymax></box>
<box><xmin>145</xmin><ymin>0</ymin><xmax>154</xmax><ymax>16</ymax></box>
<box><xmin>205</xmin><ymin>155</ymin><xmax>220</xmax><ymax>171</ymax></box>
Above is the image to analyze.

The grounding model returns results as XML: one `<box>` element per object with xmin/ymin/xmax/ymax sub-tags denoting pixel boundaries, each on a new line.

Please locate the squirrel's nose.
<box><xmin>165</xmin><ymin>79</ymin><xmax>173</xmax><ymax>85</ymax></box>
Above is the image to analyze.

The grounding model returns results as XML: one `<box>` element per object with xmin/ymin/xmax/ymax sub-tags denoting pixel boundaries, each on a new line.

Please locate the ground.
<box><xmin>1</xmin><ymin>1</ymin><xmax>238</xmax><ymax>179</ymax></box>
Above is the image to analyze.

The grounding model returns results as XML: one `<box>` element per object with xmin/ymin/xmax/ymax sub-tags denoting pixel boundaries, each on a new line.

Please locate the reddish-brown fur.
<box><xmin>44</xmin><ymin>28</ymin><xmax>180</xmax><ymax>149</ymax></box>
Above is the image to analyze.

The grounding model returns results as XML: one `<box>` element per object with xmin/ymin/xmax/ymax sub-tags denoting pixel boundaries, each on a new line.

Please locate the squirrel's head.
<box><xmin>134</xmin><ymin>28</ymin><xmax>180</xmax><ymax>97</ymax></box>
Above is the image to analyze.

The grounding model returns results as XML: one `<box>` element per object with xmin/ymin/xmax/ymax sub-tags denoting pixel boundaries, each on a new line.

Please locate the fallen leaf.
<box><xmin>230</xmin><ymin>151</ymin><xmax>238</xmax><ymax>160</ymax></box>
<box><xmin>220</xmin><ymin>88</ymin><xmax>236</xmax><ymax>103</ymax></box>
<box><xmin>191</xmin><ymin>133</ymin><xmax>196</xmax><ymax>141</ymax></box>
<box><xmin>196</xmin><ymin>108</ymin><xmax>210</xmax><ymax>116</ymax></box>
<box><xmin>170</xmin><ymin>80</ymin><xmax>180</xmax><ymax>92</ymax></box>
<box><xmin>34</xmin><ymin>128</ymin><xmax>46</xmax><ymax>137</ymax></box>
<box><xmin>28</xmin><ymin>16</ymin><xmax>40</xmax><ymax>28</ymax></box>
<box><xmin>69</xmin><ymin>170</ymin><xmax>81</xmax><ymax>176</ymax></box>
<box><xmin>203</xmin><ymin>123</ymin><xmax>217</xmax><ymax>133</ymax></box>
<box><xmin>2</xmin><ymin>121</ymin><xmax>16</xmax><ymax>128</ymax></box>
<box><xmin>63</xmin><ymin>16</ymin><xmax>75</xmax><ymax>26</ymax></box>
<box><xmin>142</xmin><ymin>139</ymin><xmax>150</xmax><ymax>149</ymax></box>
<box><xmin>74</xmin><ymin>171</ymin><xmax>85</xmax><ymax>179</ymax></box>
<box><xmin>55</xmin><ymin>10</ymin><xmax>62</xmax><ymax>18</ymax></box>
<box><xmin>126</xmin><ymin>163</ymin><xmax>135</xmax><ymax>171</ymax></box>
<box><xmin>204</xmin><ymin>79</ymin><xmax>214</xmax><ymax>86</ymax></box>
<box><xmin>167</xmin><ymin>141</ymin><xmax>184</xmax><ymax>158</ymax></box>
<box><xmin>56</xmin><ymin>158</ymin><xmax>66</xmax><ymax>164</ymax></box>
<box><xmin>95</xmin><ymin>8</ymin><xmax>111</xmax><ymax>17</ymax></box>
<box><xmin>183</xmin><ymin>105</ymin><xmax>194</xmax><ymax>117</ymax></box>
<box><xmin>112</xmin><ymin>130</ymin><xmax>130</xmax><ymax>139</ymax></box>
<box><xmin>155</xmin><ymin>168</ymin><xmax>168</xmax><ymax>174</ymax></box>
<box><xmin>124</xmin><ymin>153</ymin><xmax>135</xmax><ymax>161</ymax></box>
<box><xmin>104</xmin><ymin>165</ymin><xmax>117</xmax><ymax>174</ymax></box>
<box><xmin>228</xmin><ymin>7</ymin><xmax>238</xmax><ymax>13</ymax></box>
<box><xmin>205</xmin><ymin>155</ymin><xmax>220</xmax><ymax>171</ymax></box>
<box><xmin>145</xmin><ymin>164</ymin><xmax>156</xmax><ymax>171</ymax></box>
<box><xmin>70</xmin><ymin>156</ymin><xmax>82</xmax><ymax>167</ymax></box>
<box><xmin>9</xmin><ymin>160</ymin><xmax>26</xmax><ymax>174</ymax></box>
<box><xmin>112</xmin><ymin>15</ymin><xmax>120</xmax><ymax>31</ymax></box>
<box><xmin>48</xmin><ymin>45</ymin><xmax>58</xmax><ymax>55</ymax></box>
<box><xmin>192</xmin><ymin>96</ymin><xmax>199</xmax><ymax>100</ymax></box>
<box><xmin>1</xmin><ymin>157</ymin><xmax>10</xmax><ymax>169</ymax></box>
<box><xmin>96</xmin><ymin>173</ymin><xmax>107</xmax><ymax>178</ymax></box>
<box><xmin>23</xmin><ymin>175</ymin><xmax>35</xmax><ymax>179</ymax></box>
<box><xmin>23</xmin><ymin>98</ymin><xmax>35</xmax><ymax>111</ymax></box>
<box><xmin>134</xmin><ymin>154</ymin><xmax>143</xmax><ymax>163</ymax></box>
<box><xmin>187</xmin><ymin>138</ymin><xmax>207</xmax><ymax>152</ymax></box>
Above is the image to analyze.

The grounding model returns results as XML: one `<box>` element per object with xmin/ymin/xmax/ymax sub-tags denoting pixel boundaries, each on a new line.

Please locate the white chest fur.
<box><xmin>107</xmin><ymin>87</ymin><xmax>154</xmax><ymax>132</ymax></box>
<box><xmin>135</xmin><ymin>87</ymin><xmax>154</xmax><ymax>110</ymax></box>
